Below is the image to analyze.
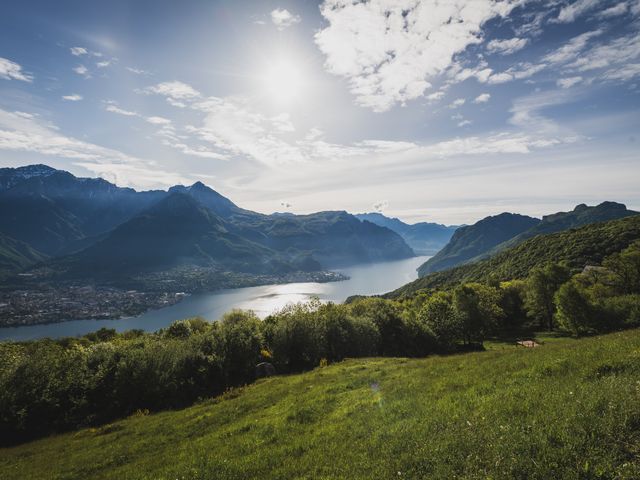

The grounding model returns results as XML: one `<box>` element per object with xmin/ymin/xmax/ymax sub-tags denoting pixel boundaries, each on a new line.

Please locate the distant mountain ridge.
<box><xmin>482</xmin><ymin>202</ymin><xmax>638</xmax><ymax>258</ymax></box>
<box><xmin>390</xmin><ymin>215</ymin><xmax>640</xmax><ymax>298</ymax></box>
<box><xmin>417</xmin><ymin>202</ymin><xmax>639</xmax><ymax>277</ymax></box>
<box><xmin>355</xmin><ymin>212</ymin><xmax>458</xmax><ymax>254</ymax></box>
<box><xmin>0</xmin><ymin>165</ymin><xmax>414</xmax><ymax>283</ymax></box>
<box><xmin>418</xmin><ymin>212</ymin><xmax>540</xmax><ymax>276</ymax></box>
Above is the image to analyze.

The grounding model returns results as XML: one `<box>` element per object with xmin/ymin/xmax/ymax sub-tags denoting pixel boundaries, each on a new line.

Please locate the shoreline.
<box><xmin>0</xmin><ymin>269</ymin><xmax>348</xmax><ymax>329</ymax></box>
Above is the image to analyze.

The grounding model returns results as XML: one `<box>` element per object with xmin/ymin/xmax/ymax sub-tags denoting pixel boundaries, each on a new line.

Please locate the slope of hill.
<box><xmin>0</xmin><ymin>168</ymin><xmax>165</xmax><ymax>255</ymax></box>
<box><xmin>478</xmin><ymin>202</ymin><xmax>639</xmax><ymax>261</ymax></box>
<box><xmin>0</xmin><ymin>233</ymin><xmax>46</xmax><ymax>276</ymax></box>
<box><xmin>50</xmin><ymin>195</ymin><xmax>413</xmax><ymax>282</ymax></box>
<box><xmin>2</xmin><ymin>330</ymin><xmax>639</xmax><ymax>479</ymax></box>
<box><xmin>355</xmin><ymin>212</ymin><xmax>458</xmax><ymax>254</ymax></box>
<box><xmin>52</xmin><ymin>193</ymin><xmax>299</xmax><ymax>279</ymax></box>
<box><xmin>260</xmin><ymin>211</ymin><xmax>414</xmax><ymax>267</ymax></box>
<box><xmin>418</xmin><ymin>213</ymin><xmax>540</xmax><ymax>276</ymax></box>
<box><xmin>391</xmin><ymin>214</ymin><xmax>640</xmax><ymax>297</ymax></box>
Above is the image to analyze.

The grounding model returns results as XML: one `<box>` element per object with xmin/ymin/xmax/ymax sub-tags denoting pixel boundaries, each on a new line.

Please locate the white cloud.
<box><xmin>0</xmin><ymin>108</ymin><xmax>188</xmax><ymax>188</ymax></box>
<box><xmin>70</xmin><ymin>47</ymin><xmax>88</xmax><ymax>56</ymax></box>
<box><xmin>13</xmin><ymin>111</ymin><xmax>37</xmax><ymax>120</ymax></box>
<box><xmin>126</xmin><ymin>66</ymin><xmax>151</xmax><ymax>75</ymax></box>
<box><xmin>557</xmin><ymin>76</ymin><xmax>582</xmax><ymax>88</ymax></box>
<box><xmin>70</xmin><ymin>46</ymin><xmax>103</xmax><ymax>58</ymax></box>
<box><xmin>271</xmin><ymin>113</ymin><xmax>296</xmax><ymax>133</ymax></box>
<box><xmin>602</xmin><ymin>63</ymin><xmax>640</xmax><ymax>82</ymax></box>
<box><xmin>73</xmin><ymin>65</ymin><xmax>90</xmax><ymax>78</ymax></box>
<box><xmin>105</xmin><ymin>102</ymin><xmax>171</xmax><ymax>126</ymax></box>
<box><xmin>449</xmin><ymin>98</ymin><xmax>466</xmax><ymax>108</ymax></box>
<box><xmin>566</xmin><ymin>32</ymin><xmax>640</xmax><ymax>78</ymax></box>
<box><xmin>487</xmin><ymin>72</ymin><xmax>515</xmax><ymax>84</ymax></box>
<box><xmin>542</xmin><ymin>29</ymin><xmax>603</xmax><ymax>64</ymax></box>
<box><xmin>74</xmin><ymin>162</ymin><xmax>190</xmax><ymax>190</ymax></box>
<box><xmin>486</xmin><ymin>30</ymin><xmax>602</xmax><ymax>85</ymax></box>
<box><xmin>0</xmin><ymin>57</ymin><xmax>33</xmax><ymax>82</ymax></box>
<box><xmin>554</xmin><ymin>0</ymin><xmax>600</xmax><ymax>23</ymax></box>
<box><xmin>508</xmin><ymin>88</ymin><xmax>584</xmax><ymax>137</ymax></box>
<box><xmin>270</xmin><ymin>8</ymin><xmax>301</xmax><ymax>30</ymax></box>
<box><xmin>450</xmin><ymin>64</ymin><xmax>494</xmax><ymax>84</ymax></box>
<box><xmin>474</xmin><ymin>93</ymin><xmax>491</xmax><ymax>103</ymax></box>
<box><xmin>62</xmin><ymin>94</ymin><xmax>83</xmax><ymax>101</ymax></box>
<box><xmin>142</xmin><ymin>81</ymin><xmax>200</xmax><ymax>106</ymax></box>
<box><xmin>105</xmin><ymin>104</ymin><xmax>137</xmax><ymax>116</ymax></box>
<box><xmin>145</xmin><ymin>116</ymin><xmax>171</xmax><ymax>125</ymax></box>
<box><xmin>315</xmin><ymin>0</ymin><xmax>521</xmax><ymax>111</ymax></box>
<box><xmin>142</xmin><ymin>78</ymin><xmax>572</xmax><ymax>175</ymax></box>
<box><xmin>426</xmin><ymin>91</ymin><xmax>446</xmax><ymax>102</ymax></box>
<box><xmin>598</xmin><ymin>2</ymin><xmax>629</xmax><ymax>18</ymax></box>
<box><xmin>458</xmin><ymin>120</ymin><xmax>472</xmax><ymax>127</ymax></box>
<box><xmin>486</xmin><ymin>37</ymin><xmax>529</xmax><ymax>55</ymax></box>
<box><xmin>96</xmin><ymin>60</ymin><xmax>112</xmax><ymax>68</ymax></box>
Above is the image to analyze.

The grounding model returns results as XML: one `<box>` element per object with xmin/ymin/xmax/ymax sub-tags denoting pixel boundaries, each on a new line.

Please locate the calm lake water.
<box><xmin>0</xmin><ymin>256</ymin><xmax>429</xmax><ymax>341</ymax></box>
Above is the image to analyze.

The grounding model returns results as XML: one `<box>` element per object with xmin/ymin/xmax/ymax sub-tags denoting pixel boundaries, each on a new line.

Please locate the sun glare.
<box><xmin>263</xmin><ymin>59</ymin><xmax>303</xmax><ymax>104</ymax></box>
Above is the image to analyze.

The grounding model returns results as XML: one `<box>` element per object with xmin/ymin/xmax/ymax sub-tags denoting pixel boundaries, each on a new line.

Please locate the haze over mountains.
<box><xmin>0</xmin><ymin>165</ymin><xmax>414</xmax><ymax>284</ymax></box>
<box><xmin>2</xmin><ymin>164</ymin><xmax>637</xmax><ymax>286</ymax></box>
<box><xmin>354</xmin><ymin>213</ymin><xmax>458</xmax><ymax>255</ymax></box>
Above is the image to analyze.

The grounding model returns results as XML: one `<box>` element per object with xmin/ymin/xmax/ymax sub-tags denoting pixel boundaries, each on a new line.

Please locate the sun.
<box><xmin>263</xmin><ymin>59</ymin><xmax>303</xmax><ymax>105</ymax></box>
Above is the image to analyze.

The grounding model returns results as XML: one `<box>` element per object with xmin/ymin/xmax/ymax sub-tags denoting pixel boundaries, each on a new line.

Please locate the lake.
<box><xmin>0</xmin><ymin>256</ymin><xmax>429</xmax><ymax>341</ymax></box>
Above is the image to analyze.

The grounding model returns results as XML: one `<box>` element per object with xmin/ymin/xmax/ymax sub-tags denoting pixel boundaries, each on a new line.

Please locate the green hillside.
<box><xmin>418</xmin><ymin>212</ymin><xmax>539</xmax><ymax>275</ymax></box>
<box><xmin>475</xmin><ymin>201</ymin><xmax>639</xmax><ymax>263</ymax></box>
<box><xmin>391</xmin><ymin>215</ymin><xmax>640</xmax><ymax>297</ymax></box>
<box><xmin>0</xmin><ymin>232</ymin><xmax>46</xmax><ymax>277</ymax></box>
<box><xmin>417</xmin><ymin>202</ymin><xmax>638</xmax><ymax>277</ymax></box>
<box><xmin>2</xmin><ymin>330</ymin><xmax>639</xmax><ymax>479</ymax></box>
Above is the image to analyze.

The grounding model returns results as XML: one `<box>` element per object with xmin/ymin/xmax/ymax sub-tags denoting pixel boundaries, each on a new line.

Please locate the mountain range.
<box><xmin>0</xmin><ymin>165</ymin><xmax>415</xmax><ymax>285</ymax></box>
<box><xmin>354</xmin><ymin>212</ymin><xmax>458</xmax><ymax>254</ymax></box>
<box><xmin>417</xmin><ymin>202</ymin><xmax>638</xmax><ymax>276</ymax></box>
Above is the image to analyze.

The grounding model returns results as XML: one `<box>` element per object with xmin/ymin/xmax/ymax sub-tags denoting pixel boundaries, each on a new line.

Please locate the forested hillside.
<box><xmin>395</xmin><ymin>215</ymin><xmax>640</xmax><ymax>297</ymax></box>
<box><xmin>418</xmin><ymin>212</ymin><xmax>539</xmax><ymax>275</ymax></box>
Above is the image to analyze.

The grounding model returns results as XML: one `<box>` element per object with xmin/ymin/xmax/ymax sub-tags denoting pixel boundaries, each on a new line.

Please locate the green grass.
<box><xmin>3</xmin><ymin>330</ymin><xmax>640</xmax><ymax>479</ymax></box>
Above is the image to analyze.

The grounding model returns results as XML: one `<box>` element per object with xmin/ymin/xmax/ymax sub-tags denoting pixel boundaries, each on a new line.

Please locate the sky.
<box><xmin>0</xmin><ymin>0</ymin><xmax>639</xmax><ymax>225</ymax></box>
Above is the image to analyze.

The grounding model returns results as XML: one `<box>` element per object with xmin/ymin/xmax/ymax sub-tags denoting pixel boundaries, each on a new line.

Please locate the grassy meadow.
<box><xmin>2</xmin><ymin>329</ymin><xmax>640</xmax><ymax>480</ymax></box>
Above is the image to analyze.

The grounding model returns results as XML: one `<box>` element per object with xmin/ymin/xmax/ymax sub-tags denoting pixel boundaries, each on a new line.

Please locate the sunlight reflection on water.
<box><xmin>0</xmin><ymin>256</ymin><xmax>429</xmax><ymax>341</ymax></box>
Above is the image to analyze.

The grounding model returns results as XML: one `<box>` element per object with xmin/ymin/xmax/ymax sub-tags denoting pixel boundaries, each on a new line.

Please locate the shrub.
<box><xmin>165</xmin><ymin>319</ymin><xmax>194</xmax><ymax>338</ymax></box>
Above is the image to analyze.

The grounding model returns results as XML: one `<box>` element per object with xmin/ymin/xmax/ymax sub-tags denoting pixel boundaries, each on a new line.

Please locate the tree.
<box><xmin>555</xmin><ymin>280</ymin><xmax>598</xmax><ymax>335</ymax></box>
<box><xmin>452</xmin><ymin>283</ymin><xmax>503</xmax><ymax>345</ymax></box>
<box><xmin>525</xmin><ymin>263</ymin><xmax>571</xmax><ymax>331</ymax></box>
<box><xmin>602</xmin><ymin>241</ymin><xmax>640</xmax><ymax>294</ymax></box>
<box><xmin>217</xmin><ymin>310</ymin><xmax>263</xmax><ymax>384</ymax></box>
<box><xmin>418</xmin><ymin>291</ymin><xmax>460</xmax><ymax>350</ymax></box>
<box><xmin>349</xmin><ymin>298</ymin><xmax>408</xmax><ymax>356</ymax></box>
<box><xmin>498</xmin><ymin>280</ymin><xmax>528</xmax><ymax>330</ymax></box>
